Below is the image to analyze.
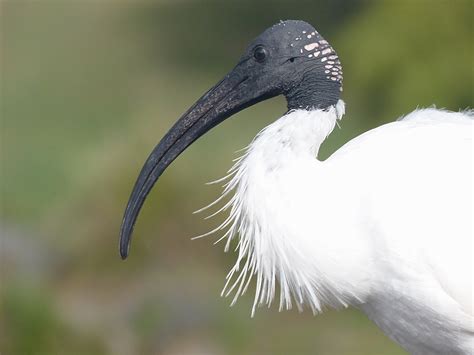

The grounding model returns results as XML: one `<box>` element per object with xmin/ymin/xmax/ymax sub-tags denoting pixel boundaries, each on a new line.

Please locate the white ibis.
<box><xmin>119</xmin><ymin>20</ymin><xmax>473</xmax><ymax>354</ymax></box>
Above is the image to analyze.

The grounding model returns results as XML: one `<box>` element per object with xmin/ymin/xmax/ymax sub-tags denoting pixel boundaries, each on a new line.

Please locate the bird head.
<box><xmin>120</xmin><ymin>20</ymin><xmax>342</xmax><ymax>258</ymax></box>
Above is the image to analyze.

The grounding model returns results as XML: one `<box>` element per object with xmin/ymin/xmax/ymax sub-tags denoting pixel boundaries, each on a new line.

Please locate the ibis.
<box><xmin>119</xmin><ymin>20</ymin><xmax>473</xmax><ymax>354</ymax></box>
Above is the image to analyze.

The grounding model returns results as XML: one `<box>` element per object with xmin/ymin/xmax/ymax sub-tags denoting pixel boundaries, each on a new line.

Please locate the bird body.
<box><xmin>119</xmin><ymin>20</ymin><xmax>473</xmax><ymax>354</ymax></box>
<box><xmin>213</xmin><ymin>101</ymin><xmax>473</xmax><ymax>354</ymax></box>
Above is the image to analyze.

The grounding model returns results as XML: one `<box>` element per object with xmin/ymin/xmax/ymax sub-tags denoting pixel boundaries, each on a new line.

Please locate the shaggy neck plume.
<box><xmin>195</xmin><ymin>100</ymin><xmax>373</xmax><ymax>316</ymax></box>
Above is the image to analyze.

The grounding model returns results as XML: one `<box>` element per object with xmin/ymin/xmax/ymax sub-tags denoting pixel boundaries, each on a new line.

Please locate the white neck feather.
<box><xmin>198</xmin><ymin>100</ymin><xmax>371</xmax><ymax>315</ymax></box>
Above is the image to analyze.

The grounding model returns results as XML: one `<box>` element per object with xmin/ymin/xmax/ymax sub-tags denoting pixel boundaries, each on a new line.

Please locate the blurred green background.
<box><xmin>1</xmin><ymin>1</ymin><xmax>472</xmax><ymax>354</ymax></box>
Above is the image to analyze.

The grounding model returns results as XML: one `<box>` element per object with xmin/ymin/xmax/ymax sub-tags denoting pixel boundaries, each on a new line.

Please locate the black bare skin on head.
<box><xmin>119</xmin><ymin>20</ymin><xmax>343</xmax><ymax>258</ymax></box>
<box><xmin>241</xmin><ymin>20</ymin><xmax>342</xmax><ymax>110</ymax></box>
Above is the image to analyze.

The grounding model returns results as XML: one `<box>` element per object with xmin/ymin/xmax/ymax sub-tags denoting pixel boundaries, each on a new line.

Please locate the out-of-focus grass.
<box><xmin>2</xmin><ymin>283</ymin><xmax>105</xmax><ymax>355</ymax></box>
<box><xmin>1</xmin><ymin>1</ymin><xmax>472</xmax><ymax>354</ymax></box>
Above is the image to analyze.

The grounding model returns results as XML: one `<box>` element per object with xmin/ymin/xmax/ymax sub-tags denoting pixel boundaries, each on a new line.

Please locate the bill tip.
<box><xmin>120</xmin><ymin>246</ymin><xmax>129</xmax><ymax>260</ymax></box>
<box><xmin>119</xmin><ymin>232</ymin><xmax>130</xmax><ymax>260</ymax></box>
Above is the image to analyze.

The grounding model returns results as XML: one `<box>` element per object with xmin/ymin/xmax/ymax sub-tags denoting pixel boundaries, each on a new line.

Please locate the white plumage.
<box><xmin>199</xmin><ymin>101</ymin><xmax>473</xmax><ymax>354</ymax></box>
<box><xmin>119</xmin><ymin>20</ymin><xmax>473</xmax><ymax>354</ymax></box>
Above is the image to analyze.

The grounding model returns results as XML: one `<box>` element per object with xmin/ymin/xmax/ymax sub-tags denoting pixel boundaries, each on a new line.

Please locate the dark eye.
<box><xmin>253</xmin><ymin>46</ymin><xmax>268</xmax><ymax>63</ymax></box>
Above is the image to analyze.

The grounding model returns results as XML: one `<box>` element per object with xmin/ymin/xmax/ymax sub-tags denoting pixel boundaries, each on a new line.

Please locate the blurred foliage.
<box><xmin>1</xmin><ymin>283</ymin><xmax>105</xmax><ymax>355</ymax></box>
<box><xmin>1</xmin><ymin>0</ymin><xmax>472</xmax><ymax>354</ymax></box>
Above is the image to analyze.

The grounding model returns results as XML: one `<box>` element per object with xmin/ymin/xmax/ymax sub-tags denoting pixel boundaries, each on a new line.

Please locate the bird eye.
<box><xmin>253</xmin><ymin>46</ymin><xmax>268</xmax><ymax>63</ymax></box>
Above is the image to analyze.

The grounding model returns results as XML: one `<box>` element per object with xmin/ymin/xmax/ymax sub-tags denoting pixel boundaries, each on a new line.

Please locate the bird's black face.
<box><xmin>236</xmin><ymin>20</ymin><xmax>342</xmax><ymax>110</ymax></box>
<box><xmin>119</xmin><ymin>20</ymin><xmax>342</xmax><ymax>258</ymax></box>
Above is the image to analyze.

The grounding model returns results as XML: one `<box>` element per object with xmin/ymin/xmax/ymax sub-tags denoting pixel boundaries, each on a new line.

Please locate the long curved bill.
<box><xmin>119</xmin><ymin>66</ymin><xmax>275</xmax><ymax>259</ymax></box>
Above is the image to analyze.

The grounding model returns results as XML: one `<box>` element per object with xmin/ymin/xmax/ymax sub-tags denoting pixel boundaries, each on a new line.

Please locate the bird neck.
<box><xmin>256</xmin><ymin>99</ymin><xmax>346</xmax><ymax>160</ymax></box>
<box><xmin>285</xmin><ymin>75</ymin><xmax>342</xmax><ymax>111</ymax></box>
<box><xmin>206</xmin><ymin>100</ymin><xmax>373</xmax><ymax>315</ymax></box>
